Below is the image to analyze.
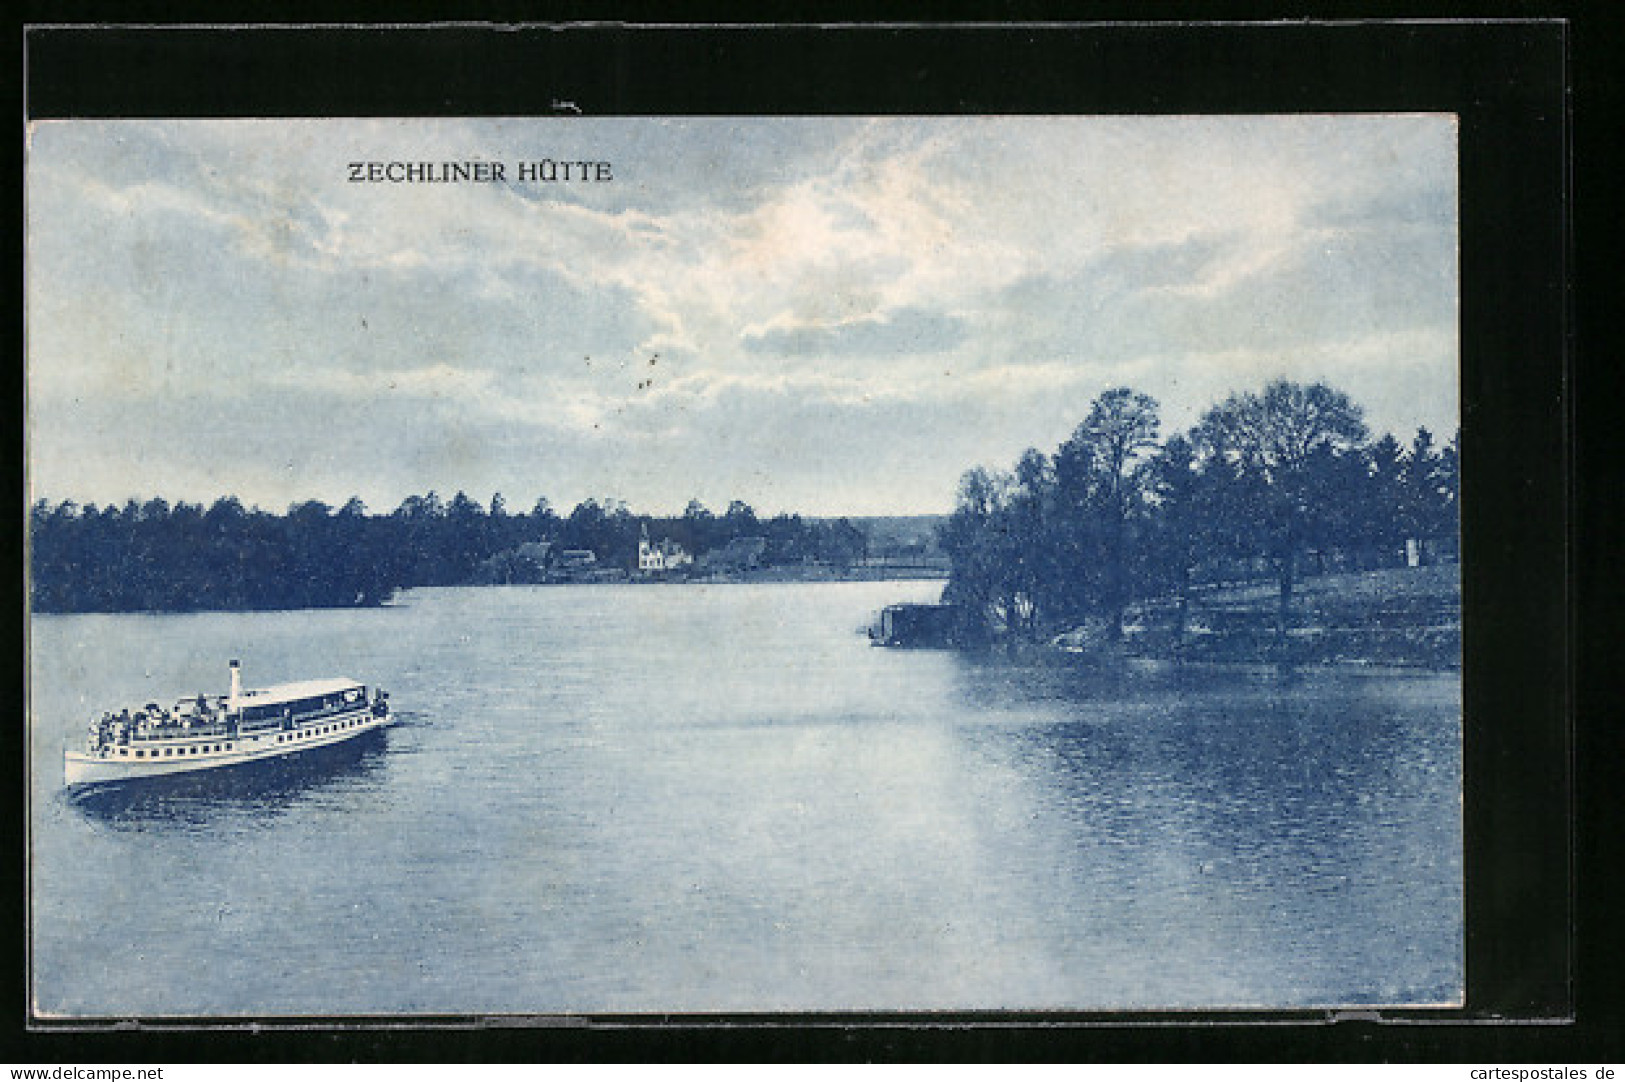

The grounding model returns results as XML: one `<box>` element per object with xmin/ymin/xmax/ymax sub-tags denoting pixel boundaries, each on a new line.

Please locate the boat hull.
<box><xmin>64</xmin><ymin>706</ymin><xmax>391</xmax><ymax>789</ymax></box>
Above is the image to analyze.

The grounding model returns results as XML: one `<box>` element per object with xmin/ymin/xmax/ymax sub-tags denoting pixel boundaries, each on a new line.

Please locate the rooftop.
<box><xmin>240</xmin><ymin>677</ymin><xmax>365</xmax><ymax>705</ymax></box>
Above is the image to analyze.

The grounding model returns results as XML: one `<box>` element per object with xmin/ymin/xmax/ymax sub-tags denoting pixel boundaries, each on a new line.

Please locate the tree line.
<box><xmin>28</xmin><ymin>492</ymin><xmax>869</xmax><ymax>613</ymax></box>
<box><xmin>938</xmin><ymin>380</ymin><xmax>1459</xmax><ymax>649</ymax></box>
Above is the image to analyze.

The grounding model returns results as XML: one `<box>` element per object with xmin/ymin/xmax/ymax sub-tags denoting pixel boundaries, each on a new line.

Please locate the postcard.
<box><xmin>27</xmin><ymin>113</ymin><xmax>1467</xmax><ymax>1019</ymax></box>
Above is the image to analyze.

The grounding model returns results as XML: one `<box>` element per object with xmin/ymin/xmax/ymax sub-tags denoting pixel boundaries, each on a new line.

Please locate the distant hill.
<box><xmin>829</xmin><ymin>515</ymin><xmax>947</xmax><ymax>557</ymax></box>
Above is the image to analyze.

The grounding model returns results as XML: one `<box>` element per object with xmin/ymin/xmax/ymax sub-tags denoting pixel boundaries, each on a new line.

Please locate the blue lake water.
<box><xmin>29</xmin><ymin>581</ymin><xmax>1462</xmax><ymax>1016</ymax></box>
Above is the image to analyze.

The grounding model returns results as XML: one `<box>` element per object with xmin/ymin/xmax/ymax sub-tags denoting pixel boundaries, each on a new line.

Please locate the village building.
<box><xmin>512</xmin><ymin>541</ymin><xmax>553</xmax><ymax>574</ymax></box>
<box><xmin>699</xmin><ymin>536</ymin><xmax>768</xmax><ymax>574</ymax></box>
<box><xmin>637</xmin><ymin>525</ymin><xmax>693</xmax><ymax>574</ymax></box>
<box><xmin>557</xmin><ymin>549</ymin><xmax>598</xmax><ymax>570</ymax></box>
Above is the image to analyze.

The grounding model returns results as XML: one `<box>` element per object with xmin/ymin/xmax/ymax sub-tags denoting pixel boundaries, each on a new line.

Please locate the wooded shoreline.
<box><xmin>27</xmin><ymin>495</ymin><xmax>945</xmax><ymax>614</ymax></box>
<box><xmin>933</xmin><ymin>380</ymin><xmax>1459</xmax><ymax>665</ymax></box>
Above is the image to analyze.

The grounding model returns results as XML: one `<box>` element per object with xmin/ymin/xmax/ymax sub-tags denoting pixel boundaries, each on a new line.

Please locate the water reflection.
<box><xmin>64</xmin><ymin>727</ymin><xmax>391</xmax><ymax>829</ymax></box>
<box><xmin>967</xmin><ymin>660</ymin><xmax>1432</xmax><ymax>852</ymax></box>
<box><xmin>951</xmin><ymin>655</ymin><xmax>1462</xmax><ymax>1004</ymax></box>
<box><xmin>953</xmin><ymin>650</ymin><xmax>1324</xmax><ymax>710</ymax></box>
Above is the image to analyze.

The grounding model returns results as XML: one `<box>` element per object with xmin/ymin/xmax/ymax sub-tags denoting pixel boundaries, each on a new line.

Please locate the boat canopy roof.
<box><xmin>239</xmin><ymin>677</ymin><xmax>365</xmax><ymax>706</ymax></box>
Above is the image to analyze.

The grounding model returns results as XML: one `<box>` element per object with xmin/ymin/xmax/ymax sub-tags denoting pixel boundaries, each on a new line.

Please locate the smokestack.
<box><xmin>228</xmin><ymin>660</ymin><xmax>243</xmax><ymax>709</ymax></box>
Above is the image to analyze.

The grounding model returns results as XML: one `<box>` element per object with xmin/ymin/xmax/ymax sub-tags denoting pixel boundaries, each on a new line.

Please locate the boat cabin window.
<box><xmin>241</xmin><ymin>686</ymin><xmax>364</xmax><ymax>728</ymax></box>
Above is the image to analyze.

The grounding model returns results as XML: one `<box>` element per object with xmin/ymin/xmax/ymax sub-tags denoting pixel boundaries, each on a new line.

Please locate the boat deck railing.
<box><xmin>85</xmin><ymin>699</ymin><xmax>380</xmax><ymax>755</ymax></box>
<box><xmin>126</xmin><ymin>724</ymin><xmax>232</xmax><ymax>742</ymax></box>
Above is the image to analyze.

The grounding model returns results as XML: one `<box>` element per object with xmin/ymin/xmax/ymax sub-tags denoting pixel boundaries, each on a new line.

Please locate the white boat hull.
<box><xmin>64</xmin><ymin>707</ymin><xmax>392</xmax><ymax>789</ymax></box>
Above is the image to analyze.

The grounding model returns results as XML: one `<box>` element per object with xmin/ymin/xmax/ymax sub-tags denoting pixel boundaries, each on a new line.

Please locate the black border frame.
<box><xmin>8</xmin><ymin>12</ymin><xmax>1606</xmax><ymax>1064</ymax></box>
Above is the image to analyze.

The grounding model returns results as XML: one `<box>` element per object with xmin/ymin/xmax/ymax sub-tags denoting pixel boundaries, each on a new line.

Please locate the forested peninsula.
<box><xmin>935</xmin><ymin>380</ymin><xmax>1460</xmax><ymax>666</ymax></box>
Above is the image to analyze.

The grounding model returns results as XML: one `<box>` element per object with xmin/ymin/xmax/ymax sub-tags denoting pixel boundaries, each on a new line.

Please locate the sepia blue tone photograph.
<box><xmin>27</xmin><ymin>115</ymin><xmax>1462</xmax><ymax>1016</ymax></box>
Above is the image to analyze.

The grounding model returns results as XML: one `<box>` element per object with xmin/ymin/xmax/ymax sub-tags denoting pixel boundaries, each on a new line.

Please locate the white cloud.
<box><xmin>27</xmin><ymin>116</ymin><xmax>1458</xmax><ymax>514</ymax></box>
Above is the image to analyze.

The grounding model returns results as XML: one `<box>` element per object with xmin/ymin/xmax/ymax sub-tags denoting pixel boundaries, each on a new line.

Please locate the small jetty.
<box><xmin>869</xmin><ymin>603</ymin><xmax>968</xmax><ymax>648</ymax></box>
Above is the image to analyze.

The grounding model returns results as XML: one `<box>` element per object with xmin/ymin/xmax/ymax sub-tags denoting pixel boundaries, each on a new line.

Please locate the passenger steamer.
<box><xmin>63</xmin><ymin>660</ymin><xmax>391</xmax><ymax>789</ymax></box>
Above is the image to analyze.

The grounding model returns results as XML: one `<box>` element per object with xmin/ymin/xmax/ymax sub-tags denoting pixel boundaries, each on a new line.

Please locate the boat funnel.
<box><xmin>228</xmin><ymin>659</ymin><xmax>243</xmax><ymax>709</ymax></box>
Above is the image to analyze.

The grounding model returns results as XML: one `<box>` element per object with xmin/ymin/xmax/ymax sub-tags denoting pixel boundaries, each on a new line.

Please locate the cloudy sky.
<box><xmin>26</xmin><ymin>116</ymin><xmax>1457</xmax><ymax>517</ymax></box>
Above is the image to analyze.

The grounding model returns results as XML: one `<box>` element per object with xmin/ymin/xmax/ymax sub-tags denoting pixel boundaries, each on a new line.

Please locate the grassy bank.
<box><xmin>1115</xmin><ymin>563</ymin><xmax>1462</xmax><ymax>670</ymax></box>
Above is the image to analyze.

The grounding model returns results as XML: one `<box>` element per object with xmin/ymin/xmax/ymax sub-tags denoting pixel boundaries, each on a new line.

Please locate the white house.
<box><xmin>638</xmin><ymin>524</ymin><xmax>693</xmax><ymax>574</ymax></box>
